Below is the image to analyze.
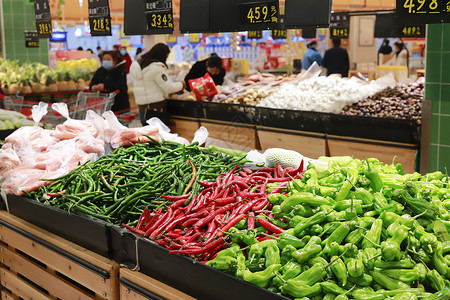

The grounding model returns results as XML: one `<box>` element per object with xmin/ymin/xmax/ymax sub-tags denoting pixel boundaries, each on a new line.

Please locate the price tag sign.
<box><xmin>396</xmin><ymin>0</ymin><xmax>450</xmax><ymax>23</ymax></box>
<box><xmin>88</xmin><ymin>0</ymin><xmax>112</xmax><ymax>36</ymax></box>
<box><xmin>330</xmin><ymin>27</ymin><xmax>349</xmax><ymax>38</ymax></box>
<box><xmin>240</xmin><ymin>0</ymin><xmax>279</xmax><ymax>26</ymax></box>
<box><xmin>271</xmin><ymin>29</ymin><xmax>287</xmax><ymax>39</ymax></box>
<box><xmin>330</xmin><ymin>12</ymin><xmax>349</xmax><ymax>38</ymax></box>
<box><xmin>399</xmin><ymin>24</ymin><xmax>426</xmax><ymax>37</ymax></box>
<box><xmin>25</xmin><ymin>31</ymin><xmax>39</xmax><ymax>48</ymax></box>
<box><xmin>145</xmin><ymin>0</ymin><xmax>174</xmax><ymax>31</ymax></box>
<box><xmin>34</xmin><ymin>0</ymin><xmax>52</xmax><ymax>38</ymax></box>
<box><xmin>248</xmin><ymin>30</ymin><xmax>263</xmax><ymax>39</ymax></box>
<box><xmin>189</xmin><ymin>33</ymin><xmax>199</xmax><ymax>43</ymax></box>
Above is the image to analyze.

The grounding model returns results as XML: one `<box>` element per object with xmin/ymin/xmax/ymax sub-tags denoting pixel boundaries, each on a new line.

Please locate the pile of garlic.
<box><xmin>258</xmin><ymin>76</ymin><xmax>385</xmax><ymax>113</ymax></box>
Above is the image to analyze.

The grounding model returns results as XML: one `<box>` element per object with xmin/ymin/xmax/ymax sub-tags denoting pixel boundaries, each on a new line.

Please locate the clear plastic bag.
<box><xmin>52</xmin><ymin>103</ymin><xmax>98</xmax><ymax>140</ymax></box>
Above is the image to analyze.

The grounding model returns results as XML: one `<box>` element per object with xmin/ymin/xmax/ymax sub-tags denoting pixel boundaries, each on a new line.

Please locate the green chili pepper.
<box><xmin>348</xmin><ymin>274</ymin><xmax>373</xmax><ymax>287</ymax></box>
<box><xmin>242</xmin><ymin>264</ymin><xmax>282</xmax><ymax>288</ymax></box>
<box><xmin>293</xmin><ymin>212</ymin><xmax>327</xmax><ymax>236</ymax></box>
<box><xmin>292</xmin><ymin>237</ymin><xmax>322</xmax><ymax>264</ymax></box>
<box><xmin>281</xmin><ymin>192</ymin><xmax>331</xmax><ymax>212</ymax></box>
<box><xmin>320</xmin><ymin>281</ymin><xmax>348</xmax><ymax>295</ymax></box>
<box><xmin>365</xmin><ymin>159</ymin><xmax>383</xmax><ymax>192</ymax></box>
<box><xmin>427</xmin><ymin>269</ymin><xmax>446</xmax><ymax>292</ymax></box>
<box><xmin>280</xmin><ymin>281</ymin><xmax>322</xmax><ymax>298</ymax></box>
<box><xmin>330</xmin><ymin>255</ymin><xmax>347</xmax><ymax>286</ymax></box>
<box><xmin>380</xmin><ymin>263</ymin><xmax>427</xmax><ymax>283</ymax></box>
<box><xmin>362</xmin><ymin>219</ymin><xmax>383</xmax><ymax>249</ymax></box>
<box><xmin>347</xmin><ymin>257</ymin><xmax>364</xmax><ymax>278</ymax></box>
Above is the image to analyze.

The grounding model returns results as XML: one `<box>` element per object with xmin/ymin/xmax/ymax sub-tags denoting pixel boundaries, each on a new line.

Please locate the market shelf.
<box><xmin>0</xmin><ymin>211</ymin><xmax>119</xmax><ymax>300</ymax></box>
<box><xmin>5</xmin><ymin>195</ymin><xmax>109</xmax><ymax>257</ymax></box>
<box><xmin>166</xmin><ymin>99</ymin><xmax>421</xmax><ymax>145</ymax></box>
<box><xmin>119</xmin><ymin>268</ymin><xmax>194</xmax><ymax>300</ymax></box>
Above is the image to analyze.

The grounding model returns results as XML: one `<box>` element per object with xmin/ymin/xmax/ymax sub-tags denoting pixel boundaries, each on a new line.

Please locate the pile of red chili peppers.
<box><xmin>123</xmin><ymin>162</ymin><xmax>304</xmax><ymax>260</ymax></box>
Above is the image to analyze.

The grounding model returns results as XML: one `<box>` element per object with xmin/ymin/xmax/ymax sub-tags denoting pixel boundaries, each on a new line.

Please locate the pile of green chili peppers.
<box><xmin>28</xmin><ymin>140</ymin><xmax>246</xmax><ymax>225</ymax></box>
<box><xmin>207</xmin><ymin>157</ymin><xmax>450</xmax><ymax>299</ymax></box>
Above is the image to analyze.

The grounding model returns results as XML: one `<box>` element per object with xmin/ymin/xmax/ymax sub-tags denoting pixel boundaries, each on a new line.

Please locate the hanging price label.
<box><xmin>396</xmin><ymin>0</ymin><xmax>450</xmax><ymax>23</ymax></box>
<box><xmin>189</xmin><ymin>33</ymin><xmax>199</xmax><ymax>43</ymax></box>
<box><xmin>330</xmin><ymin>27</ymin><xmax>349</xmax><ymax>38</ymax></box>
<box><xmin>145</xmin><ymin>0</ymin><xmax>174</xmax><ymax>31</ymax></box>
<box><xmin>34</xmin><ymin>0</ymin><xmax>52</xmax><ymax>38</ymax></box>
<box><xmin>399</xmin><ymin>25</ymin><xmax>425</xmax><ymax>37</ymax></box>
<box><xmin>240</xmin><ymin>0</ymin><xmax>279</xmax><ymax>26</ymax></box>
<box><xmin>271</xmin><ymin>29</ymin><xmax>287</xmax><ymax>39</ymax></box>
<box><xmin>25</xmin><ymin>31</ymin><xmax>40</xmax><ymax>48</ymax></box>
<box><xmin>88</xmin><ymin>0</ymin><xmax>112</xmax><ymax>36</ymax></box>
<box><xmin>248</xmin><ymin>30</ymin><xmax>263</xmax><ymax>39</ymax></box>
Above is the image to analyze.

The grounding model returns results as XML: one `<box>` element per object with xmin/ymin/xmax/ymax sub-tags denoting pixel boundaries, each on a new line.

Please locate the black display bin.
<box><xmin>107</xmin><ymin>225</ymin><xmax>138</xmax><ymax>269</ymax></box>
<box><xmin>327</xmin><ymin>114</ymin><xmax>421</xmax><ymax>144</ymax></box>
<box><xmin>167</xmin><ymin>99</ymin><xmax>203</xmax><ymax>119</ymax></box>
<box><xmin>0</xmin><ymin>129</ymin><xmax>15</xmax><ymax>140</ymax></box>
<box><xmin>201</xmin><ymin>102</ymin><xmax>257</xmax><ymax>125</ymax></box>
<box><xmin>5</xmin><ymin>195</ymin><xmax>110</xmax><ymax>257</ymax></box>
<box><xmin>137</xmin><ymin>238</ymin><xmax>289</xmax><ymax>300</ymax></box>
<box><xmin>256</xmin><ymin>107</ymin><xmax>331</xmax><ymax>134</ymax></box>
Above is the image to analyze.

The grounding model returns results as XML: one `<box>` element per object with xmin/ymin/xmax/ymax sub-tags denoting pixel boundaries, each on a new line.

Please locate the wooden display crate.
<box><xmin>0</xmin><ymin>211</ymin><xmax>119</xmax><ymax>300</ymax></box>
<box><xmin>327</xmin><ymin>135</ymin><xmax>418</xmax><ymax>173</ymax></box>
<box><xmin>169</xmin><ymin>116</ymin><xmax>201</xmax><ymax>142</ymax></box>
<box><xmin>257</xmin><ymin>126</ymin><xmax>327</xmax><ymax>159</ymax></box>
<box><xmin>200</xmin><ymin>119</ymin><xmax>259</xmax><ymax>151</ymax></box>
<box><xmin>119</xmin><ymin>268</ymin><xmax>194</xmax><ymax>300</ymax></box>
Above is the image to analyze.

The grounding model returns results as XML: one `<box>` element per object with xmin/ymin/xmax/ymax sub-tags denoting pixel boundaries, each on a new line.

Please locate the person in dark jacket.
<box><xmin>322</xmin><ymin>38</ymin><xmax>350</xmax><ymax>77</ymax></box>
<box><xmin>90</xmin><ymin>51</ymin><xmax>130</xmax><ymax>112</ymax></box>
<box><xmin>184</xmin><ymin>54</ymin><xmax>226</xmax><ymax>91</ymax></box>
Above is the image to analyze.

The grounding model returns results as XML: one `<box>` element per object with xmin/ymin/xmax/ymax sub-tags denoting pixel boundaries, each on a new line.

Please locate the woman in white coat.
<box><xmin>130</xmin><ymin>43</ymin><xmax>185</xmax><ymax>125</ymax></box>
<box><xmin>385</xmin><ymin>42</ymin><xmax>408</xmax><ymax>66</ymax></box>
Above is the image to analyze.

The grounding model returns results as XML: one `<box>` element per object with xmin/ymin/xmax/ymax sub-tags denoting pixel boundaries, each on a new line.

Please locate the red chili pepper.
<box><xmin>238</xmin><ymin>171</ymin><xmax>248</xmax><ymax>177</ymax></box>
<box><xmin>180</xmin><ymin>232</ymin><xmax>202</xmax><ymax>249</ymax></box>
<box><xmin>184</xmin><ymin>195</ymin><xmax>198</xmax><ymax>215</ymax></box>
<box><xmin>254</xmin><ymin>167</ymin><xmax>275</xmax><ymax>173</ymax></box>
<box><xmin>136</xmin><ymin>208</ymin><xmax>151</xmax><ymax>231</ymax></box>
<box><xmin>198</xmin><ymin>180</ymin><xmax>215</xmax><ymax>187</ymax></box>
<box><xmin>231</xmin><ymin>181</ymin><xmax>250</xmax><ymax>190</ymax></box>
<box><xmin>287</xmin><ymin>160</ymin><xmax>305</xmax><ymax>176</ymax></box>
<box><xmin>259</xmin><ymin>178</ymin><xmax>269</xmax><ymax>194</ymax></box>
<box><xmin>223</xmin><ymin>165</ymin><xmax>238</xmax><ymax>185</ymax></box>
<box><xmin>267</xmin><ymin>177</ymin><xmax>290</xmax><ymax>183</ymax></box>
<box><xmin>193</xmin><ymin>195</ymin><xmax>206</xmax><ymax>212</ymax></box>
<box><xmin>143</xmin><ymin>210</ymin><xmax>165</xmax><ymax>234</ymax></box>
<box><xmin>214</xmin><ymin>196</ymin><xmax>237</xmax><ymax>206</ymax></box>
<box><xmin>194</xmin><ymin>203</ymin><xmax>234</xmax><ymax>229</ymax></box>
<box><xmin>161</xmin><ymin>194</ymin><xmax>190</xmax><ymax>201</ymax></box>
<box><xmin>257</xmin><ymin>218</ymin><xmax>285</xmax><ymax>234</ymax></box>
<box><xmin>276</xmin><ymin>164</ymin><xmax>284</xmax><ymax>178</ymax></box>
<box><xmin>243</xmin><ymin>167</ymin><xmax>253</xmax><ymax>174</ymax></box>
<box><xmin>199</xmin><ymin>187</ymin><xmax>213</xmax><ymax>196</ymax></box>
<box><xmin>183</xmin><ymin>160</ymin><xmax>197</xmax><ymax>195</ymax></box>
<box><xmin>217</xmin><ymin>214</ymin><xmax>245</xmax><ymax>238</ymax></box>
<box><xmin>254</xmin><ymin>199</ymin><xmax>269</xmax><ymax>211</ymax></box>
<box><xmin>248</xmin><ymin>212</ymin><xmax>255</xmax><ymax>230</ymax></box>
<box><xmin>181</xmin><ymin>218</ymin><xmax>200</xmax><ymax>227</ymax></box>
<box><xmin>270</xmin><ymin>182</ymin><xmax>288</xmax><ymax>194</ymax></box>
<box><xmin>169</xmin><ymin>238</ymin><xmax>226</xmax><ymax>255</ymax></box>
<box><xmin>46</xmin><ymin>190</ymin><xmax>66</xmax><ymax>197</ymax></box>
<box><xmin>122</xmin><ymin>223</ymin><xmax>145</xmax><ymax>236</ymax></box>
<box><xmin>237</xmin><ymin>198</ymin><xmax>259</xmax><ymax>214</ymax></box>
<box><xmin>252</xmin><ymin>172</ymin><xmax>273</xmax><ymax>178</ymax></box>
<box><xmin>205</xmin><ymin>221</ymin><xmax>218</xmax><ymax>241</ymax></box>
<box><xmin>240</xmin><ymin>191</ymin><xmax>265</xmax><ymax>199</ymax></box>
<box><xmin>146</xmin><ymin>208</ymin><xmax>173</xmax><ymax>237</ymax></box>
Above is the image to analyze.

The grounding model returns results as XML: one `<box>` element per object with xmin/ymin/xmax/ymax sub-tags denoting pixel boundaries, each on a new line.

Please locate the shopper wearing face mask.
<box><xmin>119</xmin><ymin>46</ymin><xmax>132</xmax><ymax>73</ymax></box>
<box><xmin>302</xmin><ymin>41</ymin><xmax>323</xmax><ymax>70</ymax></box>
<box><xmin>184</xmin><ymin>53</ymin><xmax>226</xmax><ymax>91</ymax></box>
<box><xmin>90</xmin><ymin>51</ymin><xmax>130</xmax><ymax>112</ymax></box>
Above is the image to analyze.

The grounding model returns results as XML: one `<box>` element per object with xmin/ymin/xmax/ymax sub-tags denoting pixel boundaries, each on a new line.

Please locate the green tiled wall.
<box><xmin>426</xmin><ymin>23</ymin><xmax>450</xmax><ymax>171</ymax></box>
<box><xmin>2</xmin><ymin>0</ymin><xmax>49</xmax><ymax>64</ymax></box>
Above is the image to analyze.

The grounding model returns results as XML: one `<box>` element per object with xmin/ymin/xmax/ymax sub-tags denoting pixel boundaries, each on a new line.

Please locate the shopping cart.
<box><xmin>2</xmin><ymin>95</ymin><xmax>79</xmax><ymax>126</ymax></box>
<box><xmin>70</xmin><ymin>90</ymin><xmax>117</xmax><ymax>120</ymax></box>
<box><xmin>115</xmin><ymin>109</ymin><xmax>141</xmax><ymax>128</ymax></box>
<box><xmin>2</xmin><ymin>90</ymin><xmax>116</xmax><ymax>126</ymax></box>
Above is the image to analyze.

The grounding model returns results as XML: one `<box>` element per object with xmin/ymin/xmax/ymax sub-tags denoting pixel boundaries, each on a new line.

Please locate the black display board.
<box><xmin>209</xmin><ymin>0</ymin><xmax>280</xmax><ymax>32</ymax></box>
<box><xmin>396</xmin><ymin>0</ymin><xmax>450</xmax><ymax>24</ymax></box>
<box><xmin>25</xmin><ymin>31</ymin><xmax>39</xmax><ymax>48</ymax></box>
<box><xmin>34</xmin><ymin>0</ymin><xmax>52</xmax><ymax>38</ymax></box>
<box><xmin>375</xmin><ymin>14</ymin><xmax>397</xmax><ymax>38</ymax></box>
<box><xmin>247</xmin><ymin>30</ymin><xmax>263</xmax><ymax>39</ymax></box>
<box><xmin>88</xmin><ymin>0</ymin><xmax>112</xmax><ymax>36</ymax></box>
<box><xmin>284</xmin><ymin>0</ymin><xmax>331</xmax><ymax>28</ymax></box>
<box><xmin>330</xmin><ymin>12</ymin><xmax>349</xmax><ymax>39</ymax></box>
<box><xmin>301</xmin><ymin>26</ymin><xmax>317</xmax><ymax>38</ymax></box>
<box><xmin>124</xmin><ymin>0</ymin><xmax>173</xmax><ymax>35</ymax></box>
<box><xmin>179</xmin><ymin>0</ymin><xmax>210</xmax><ymax>33</ymax></box>
<box><xmin>145</xmin><ymin>0</ymin><xmax>174</xmax><ymax>32</ymax></box>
